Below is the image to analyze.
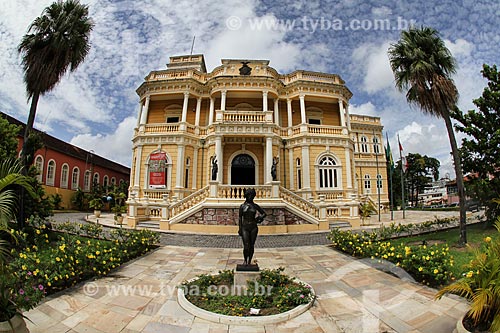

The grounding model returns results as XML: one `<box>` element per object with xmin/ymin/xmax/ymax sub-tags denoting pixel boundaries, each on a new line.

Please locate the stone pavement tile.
<box><xmin>29</xmin><ymin>321</ymin><xmax>72</xmax><ymax>333</ymax></box>
<box><xmin>157</xmin><ymin>300</ymin><xmax>195</xmax><ymax>327</ymax></box>
<box><xmin>81</xmin><ymin>308</ymin><xmax>134</xmax><ymax>333</ymax></box>
<box><xmin>44</xmin><ymin>293</ymin><xmax>89</xmax><ymax>317</ymax></box>
<box><xmin>25</xmin><ymin>308</ymin><xmax>56</xmax><ymax>331</ymax></box>
<box><xmin>116</xmin><ymin>264</ymin><xmax>147</xmax><ymax>278</ymax></box>
<box><xmin>317</xmin><ymin>296</ymin><xmax>363</xmax><ymax>316</ymax></box>
<box><xmin>124</xmin><ymin>313</ymin><xmax>153</xmax><ymax>331</ymax></box>
<box><xmin>61</xmin><ymin>310</ymin><xmax>91</xmax><ymax>329</ymax></box>
<box><xmin>406</xmin><ymin>311</ymin><xmax>439</xmax><ymax>329</ymax></box>
<box><xmin>415</xmin><ymin>314</ymin><xmax>457</xmax><ymax>333</ymax></box>
<box><xmin>143</xmin><ymin>321</ymin><xmax>190</xmax><ymax>333</ymax></box>
<box><xmin>141</xmin><ymin>301</ymin><xmax>165</xmax><ymax>316</ymax></box>
<box><xmin>72</xmin><ymin>322</ymin><xmax>108</xmax><ymax>333</ymax></box>
<box><xmin>36</xmin><ymin>302</ymin><xmax>68</xmax><ymax>322</ymax></box>
<box><xmin>265</xmin><ymin>311</ymin><xmax>324</xmax><ymax>333</ymax></box>
<box><xmin>228</xmin><ymin>325</ymin><xmax>266</xmax><ymax>332</ymax></box>
<box><xmin>108</xmin><ymin>294</ymin><xmax>152</xmax><ymax>311</ymax></box>
<box><xmin>192</xmin><ymin>317</ymin><xmax>229</xmax><ymax>333</ymax></box>
<box><xmin>386</xmin><ymin>299</ymin><xmax>430</xmax><ymax>321</ymax></box>
<box><xmin>377</xmin><ymin>312</ymin><xmax>414</xmax><ymax>332</ymax></box>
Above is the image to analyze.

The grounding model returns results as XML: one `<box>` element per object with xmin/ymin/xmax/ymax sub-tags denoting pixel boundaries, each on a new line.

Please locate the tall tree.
<box><xmin>389</xmin><ymin>26</ymin><xmax>467</xmax><ymax>244</ymax></box>
<box><xmin>18</xmin><ymin>0</ymin><xmax>93</xmax><ymax>169</ymax></box>
<box><xmin>0</xmin><ymin>115</ymin><xmax>21</xmax><ymax>161</ymax></box>
<box><xmin>405</xmin><ymin>153</ymin><xmax>440</xmax><ymax>206</ymax></box>
<box><xmin>452</xmin><ymin>64</ymin><xmax>500</xmax><ymax>222</ymax></box>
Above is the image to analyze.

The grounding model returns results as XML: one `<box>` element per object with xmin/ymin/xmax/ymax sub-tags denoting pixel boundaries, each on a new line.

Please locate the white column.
<box><xmin>288</xmin><ymin>147</ymin><xmax>294</xmax><ymax>189</ymax></box>
<box><xmin>346</xmin><ymin>102</ymin><xmax>351</xmax><ymax>131</ymax></box>
<box><xmin>299</xmin><ymin>94</ymin><xmax>306</xmax><ymax>124</ymax></box>
<box><xmin>262</xmin><ymin>90</ymin><xmax>268</xmax><ymax>112</ymax></box>
<box><xmin>345</xmin><ymin>147</ymin><xmax>352</xmax><ymax>189</ymax></box>
<box><xmin>220</xmin><ymin>90</ymin><xmax>227</xmax><ymax>111</ymax></box>
<box><xmin>175</xmin><ymin>144</ymin><xmax>185</xmax><ymax>188</ymax></box>
<box><xmin>286</xmin><ymin>99</ymin><xmax>293</xmax><ymax>128</ymax></box>
<box><xmin>192</xmin><ymin>146</ymin><xmax>199</xmax><ymax>190</ymax></box>
<box><xmin>301</xmin><ymin>145</ymin><xmax>310</xmax><ymax>189</ymax></box>
<box><xmin>339</xmin><ymin>99</ymin><xmax>346</xmax><ymax>127</ymax></box>
<box><xmin>136</xmin><ymin>101</ymin><xmax>143</xmax><ymax>128</ymax></box>
<box><xmin>274</xmin><ymin>99</ymin><xmax>279</xmax><ymax>125</ymax></box>
<box><xmin>194</xmin><ymin>97</ymin><xmax>202</xmax><ymax>127</ymax></box>
<box><xmin>139</xmin><ymin>95</ymin><xmax>150</xmax><ymax>125</ymax></box>
<box><xmin>181</xmin><ymin>92</ymin><xmax>189</xmax><ymax>123</ymax></box>
<box><xmin>133</xmin><ymin>146</ymin><xmax>142</xmax><ymax>187</ymax></box>
<box><xmin>208</xmin><ymin>97</ymin><xmax>215</xmax><ymax>125</ymax></box>
<box><xmin>265</xmin><ymin>137</ymin><xmax>273</xmax><ymax>183</ymax></box>
<box><xmin>215</xmin><ymin>136</ymin><xmax>222</xmax><ymax>183</ymax></box>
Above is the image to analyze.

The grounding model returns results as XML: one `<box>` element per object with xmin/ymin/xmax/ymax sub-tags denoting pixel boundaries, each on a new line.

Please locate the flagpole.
<box><xmin>398</xmin><ymin>133</ymin><xmax>406</xmax><ymax>219</ymax></box>
<box><xmin>374</xmin><ymin>130</ymin><xmax>381</xmax><ymax>222</ymax></box>
<box><xmin>386</xmin><ymin>132</ymin><xmax>394</xmax><ymax>221</ymax></box>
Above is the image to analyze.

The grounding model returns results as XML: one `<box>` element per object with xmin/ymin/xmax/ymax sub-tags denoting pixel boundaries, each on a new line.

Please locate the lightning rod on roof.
<box><xmin>190</xmin><ymin>36</ymin><xmax>195</xmax><ymax>55</ymax></box>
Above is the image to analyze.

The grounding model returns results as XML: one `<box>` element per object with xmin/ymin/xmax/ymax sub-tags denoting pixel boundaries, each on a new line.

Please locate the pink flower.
<box><xmin>27</xmin><ymin>271</ymin><xmax>32</xmax><ymax>276</ymax></box>
<box><xmin>38</xmin><ymin>285</ymin><xmax>44</xmax><ymax>291</ymax></box>
<box><xmin>19</xmin><ymin>289</ymin><xmax>25</xmax><ymax>295</ymax></box>
<box><xmin>300</xmin><ymin>294</ymin><xmax>305</xmax><ymax>298</ymax></box>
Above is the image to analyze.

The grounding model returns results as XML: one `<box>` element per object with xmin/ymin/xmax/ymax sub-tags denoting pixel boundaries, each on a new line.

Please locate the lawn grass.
<box><xmin>393</xmin><ymin>222</ymin><xmax>499</xmax><ymax>278</ymax></box>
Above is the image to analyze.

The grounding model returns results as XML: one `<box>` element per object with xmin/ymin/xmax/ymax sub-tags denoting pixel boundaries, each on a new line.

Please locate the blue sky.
<box><xmin>1</xmin><ymin>0</ymin><xmax>499</xmax><ymax>178</ymax></box>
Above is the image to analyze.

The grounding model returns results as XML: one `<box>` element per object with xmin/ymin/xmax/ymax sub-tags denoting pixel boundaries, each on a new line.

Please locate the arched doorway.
<box><xmin>231</xmin><ymin>154</ymin><xmax>255</xmax><ymax>185</ymax></box>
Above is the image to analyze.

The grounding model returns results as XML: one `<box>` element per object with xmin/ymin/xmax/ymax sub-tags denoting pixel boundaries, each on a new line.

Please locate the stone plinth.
<box><xmin>233</xmin><ymin>268</ymin><xmax>259</xmax><ymax>295</ymax></box>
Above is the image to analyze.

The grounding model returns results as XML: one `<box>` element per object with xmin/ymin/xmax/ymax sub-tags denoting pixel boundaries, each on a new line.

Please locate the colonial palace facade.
<box><xmin>127</xmin><ymin>54</ymin><xmax>388</xmax><ymax>233</ymax></box>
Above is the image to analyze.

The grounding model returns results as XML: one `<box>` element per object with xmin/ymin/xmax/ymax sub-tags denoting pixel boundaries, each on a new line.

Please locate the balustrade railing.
<box><xmin>279</xmin><ymin>186</ymin><xmax>319</xmax><ymax>218</ymax></box>
<box><xmin>169</xmin><ymin>185</ymin><xmax>210</xmax><ymax>218</ymax></box>
<box><xmin>143</xmin><ymin>189</ymin><xmax>170</xmax><ymax>201</ymax></box>
<box><xmin>217</xmin><ymin>185</ymin><xmax>272</xmax><ymax>199</ymax></box>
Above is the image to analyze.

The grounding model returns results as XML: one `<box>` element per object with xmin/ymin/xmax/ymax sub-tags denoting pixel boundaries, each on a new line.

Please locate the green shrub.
<box><xmin>328</xmin><ymin>228</ymin><xmax>454</xmax><ymax>287</ymax></box>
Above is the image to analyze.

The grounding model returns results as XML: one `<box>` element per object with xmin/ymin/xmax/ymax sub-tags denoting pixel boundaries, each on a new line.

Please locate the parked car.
<box><xmin>466</xmin><ymin>201</ymin><xmax>480</xmax><ymax>212</ymax></box>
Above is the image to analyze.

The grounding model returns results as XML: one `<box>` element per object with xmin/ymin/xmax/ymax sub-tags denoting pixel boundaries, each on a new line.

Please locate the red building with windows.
<box><xmin>3</xmin><ymin>112</ymin><xmax>130</xmax><ymax>209</ymax></box>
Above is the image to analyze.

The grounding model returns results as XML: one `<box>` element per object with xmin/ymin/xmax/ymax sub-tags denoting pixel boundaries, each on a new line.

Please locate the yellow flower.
<box><xmin>485</xmin><ymin>237</ymin><xmax>492</xmax><ymax>243</ymax></box>
<box><xmin>47</xmin><ymin>282</ymin><xmax>51</xmax><ymax>287</ymax></box>
<box><xmin>466</xmin><ymin>271</ymin><xmax>473</xmax><ymax>278</ymax></box>
<box><xmin>433</xmin><ymin>269</ymin><xmax>438</xmax><ymax>274</ymax></box>
<box><xmin>56</xmin><ymin>257</ymin><xmax>61</xmax><ymax>262</ymax></box>
<box><xmin>21</xmin><ymin>265</ymin><xmax>27</xmax><ymax>270</ymax></box>
<box><xmin>36</xmin><ymin>229</ymin><xmax>41</xmax><ymax>235</ymax></box>
<box><xmin>418</xmin><ymin>267</ymin><xmax>423</xmax><ymax>272</ymax></box>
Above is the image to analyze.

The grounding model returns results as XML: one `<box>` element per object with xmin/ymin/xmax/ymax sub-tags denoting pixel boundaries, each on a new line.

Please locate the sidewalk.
<box><xmin>24</xmin><ymin>244</ymin><xmax>468</xmax><ymax>333</ymax></box>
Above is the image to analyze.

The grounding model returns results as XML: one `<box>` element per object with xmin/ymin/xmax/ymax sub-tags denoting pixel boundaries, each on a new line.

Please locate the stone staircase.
<box><xmin>137</xmin><ymin>220</ymin><xmax>160</xmax><ymax>230</ymax></box>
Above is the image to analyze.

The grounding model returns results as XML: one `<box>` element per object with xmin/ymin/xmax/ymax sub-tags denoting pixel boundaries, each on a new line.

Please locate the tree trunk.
<box><xmin>18</xmin><ymin>90</ymin><xmax>39</xmax><ymax>228</ymax></box>
<box><xmin>443</xmin><ymin>109</ymin><xmax>467</xmax><ymax>245</ymax></box>
<box><xmin>20</xmin><ymin>91</ymin><xmax>40</xmax><ymax>171</ymax></box>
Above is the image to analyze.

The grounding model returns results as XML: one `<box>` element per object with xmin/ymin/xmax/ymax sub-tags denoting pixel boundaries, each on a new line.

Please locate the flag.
<box><xmin>398</xmin><ymin>137</ymin><xmax>408</xmax><ymax>172</ymax></box>
<box><xmin>385</xmin><ymin>133</ymin><xmax>394</xmax><ymax>170</ymax></box>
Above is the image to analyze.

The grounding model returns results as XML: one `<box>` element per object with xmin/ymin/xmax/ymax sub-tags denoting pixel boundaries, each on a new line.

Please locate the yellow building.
<box><xmin>127</xmin><ymin>54</ymin><xmax>388</xmax><ymax>233</ymax></box>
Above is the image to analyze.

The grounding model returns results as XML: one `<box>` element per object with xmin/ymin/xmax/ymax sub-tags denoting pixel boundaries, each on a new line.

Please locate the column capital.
<box><xmin>183</xmin><ymin>91</ymin><xmax>190</xmax><ymax>97</ymax></box>
<box><xmin>221</xmin><ymin>89</ymin><xmax>227</xmax><ymax>95</ymax></box>
<box><xmin>145</xmin><ymin>95</ymin><xmax>151</xmax><ymax>101</ymax></box>
<box><xmin>262</xmin><ymin>90</ymin><xmax>268</xmax><ymax>96</ymax></box>
<box><xmin>299</xmin><ymin>93</ymin><xmax>306</xmax><ymax>99</ymax></box>
<box><xmin>197</xmin><ymin>96</ymin><xmax>202</xmax><ymax>101</ymax></box>
<box><xmin>286</xmin><ymin>98</ymin><xmax>292</xmax><ymax>103</ymax></box>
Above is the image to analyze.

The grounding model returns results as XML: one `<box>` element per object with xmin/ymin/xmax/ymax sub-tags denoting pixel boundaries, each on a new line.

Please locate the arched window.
<box><xmin>60</xmin><ymin>164</ymin><xmax>69</xmax><ymax>188</ymax></box>
<box><xmin>34</xmin><ymin>156</ymin><xmax>43</xmax><ymax>183</ymax></box>
<box><xmin>360</xmin><ymin>136</ymin><xmax>369</xmax><ymax>153</ymax></box>
<box><xmin>84</xmin><ymin>170</ymin><xmax>91</xmax><ymax>191</ymax></box>
<box><xmin>373</xmin><ymin>136</ymin><xmax>380</xmax><ymax>154</ymax></box>
<box><xmin>93</xmin><ymin>173</ymin><xmax>100</xmax><ymax>187</ymax></box>
<box><xmin>103</xmin><ymin>175</ymin><xmax>109</xmax><ymax>189</ymax></box>
<box><xmin>72</xmin><ymin>167</ymin><xmax>80</xmax><ymax>189</ymax></box>
<box><xmin>46</xmin><ymin>160</ymin><xmax>56</xmax><ymax>186</ymax></box>
<box><xmin>318</xmin><ymin>156</ymin><xmax>341</xmax><ymax>189</ymax></box>
<box><xmin>296</xmin><ymin>158</ymin><xmax>302</xmax><ymax>189</ymax></box>
<box><xmin>111</xmin><ymin>177</ymin><xmax>116</xmax><ymax>186</ymax></box>
<box><xmin>364</xmin><ymin>174</ymin><xmax>371</xmax><ymax>194</ymax></box>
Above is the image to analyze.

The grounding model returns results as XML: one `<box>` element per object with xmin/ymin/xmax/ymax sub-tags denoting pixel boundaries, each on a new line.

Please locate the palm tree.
<box><xmin>0</xmin><ymin>159</ymin><xmax>35</xmax><ymax>264</ymax></box>
<box><xmin>18</xmin><ymin>0</ymin><xmax>93</xmax><ymax>168</ymax></box>
<box><xmin>388</xmin><ymin>26</ymin><xmax>467</xmax><ymax>245</ymax></box>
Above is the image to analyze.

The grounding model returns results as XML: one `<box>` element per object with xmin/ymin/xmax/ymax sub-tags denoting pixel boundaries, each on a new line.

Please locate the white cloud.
<box><xmin>350</xmin><ymin>102</ymin><xmax>377</xmax><ymax>116</ymax></box>
<box><xmin>70</xmin><ymin>116</ymin><xmax>136</xmax><ymax>166</ymax></box>
<box><xmin>445</xmin><ymin>38</ymin><xmax>474</xmax><ymax>58</ymax></box>
<box><xmin>352</xmin><ymin>41</ymin><xmax>394</xmax><ymax>94</ymax></box>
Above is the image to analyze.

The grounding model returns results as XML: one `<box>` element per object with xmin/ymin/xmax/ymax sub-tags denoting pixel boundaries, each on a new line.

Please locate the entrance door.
<box><xmin>231</xmin><ymin>154</ymin><xmax>255</xmax><ymax>185</ymax></box>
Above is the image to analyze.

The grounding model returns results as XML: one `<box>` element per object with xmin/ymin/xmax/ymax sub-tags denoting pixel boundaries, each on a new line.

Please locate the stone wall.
<box><xmin>180</xmin><ymin>207</ymin><xmax>309</xmax><ymax>225</ymax></box>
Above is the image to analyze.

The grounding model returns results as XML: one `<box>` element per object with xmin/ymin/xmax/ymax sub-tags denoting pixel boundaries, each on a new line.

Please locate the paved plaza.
<box><xmin>25</xmin><ymin>210</ymin><xmax>474</xmax><ymax>332</ymax></box>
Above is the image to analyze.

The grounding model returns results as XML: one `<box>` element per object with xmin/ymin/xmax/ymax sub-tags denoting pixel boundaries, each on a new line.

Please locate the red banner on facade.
<box><xmin>149</xmin><ymin>152</ymin><xmax>166</xmax><ymax>188</ymax></box>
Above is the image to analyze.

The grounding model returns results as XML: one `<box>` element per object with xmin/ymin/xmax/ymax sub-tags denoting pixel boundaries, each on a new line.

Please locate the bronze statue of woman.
<box><xmin>238</xmin><ymin>188</ymin><xmax>266</xmax><ymax>265</ymax></box>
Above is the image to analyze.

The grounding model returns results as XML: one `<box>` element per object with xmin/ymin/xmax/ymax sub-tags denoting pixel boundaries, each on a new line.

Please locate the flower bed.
<box><xmin>6</xmin><ymin>220</ymin><xmax>159</xmax><ymax>306</ymax></box>
<box><xmin>181</xmin><ymin>267</ymin><xmax>314</xmax><ymax>317</ymax></box>
<box><xmin>328</xmin><ymin>227</ymin><xmax>454</xmax><ymax>287</ymax></box>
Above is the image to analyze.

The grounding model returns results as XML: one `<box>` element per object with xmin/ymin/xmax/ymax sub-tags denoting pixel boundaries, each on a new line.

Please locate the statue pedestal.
<box><xmin>233</xmin><ymin>265</ymin><xmax>259</xmax><ymax>296</ymax></box>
